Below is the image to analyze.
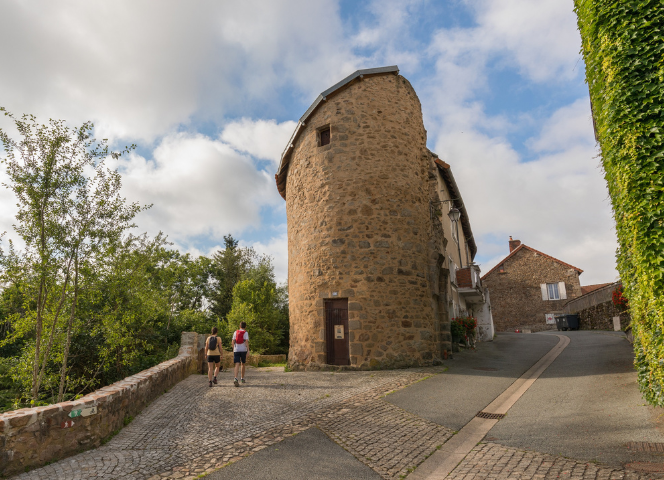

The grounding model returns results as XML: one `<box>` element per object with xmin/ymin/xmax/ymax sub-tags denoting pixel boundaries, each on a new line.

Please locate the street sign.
<box><xmin>69</xmin><ymin>406</ymin><xmax>97</xmax><ymax>418</ymax></box>
<box><xmin>61</xmin><ymin>420</ymin><xmax>75</xmax><ymax>428</ymax></box>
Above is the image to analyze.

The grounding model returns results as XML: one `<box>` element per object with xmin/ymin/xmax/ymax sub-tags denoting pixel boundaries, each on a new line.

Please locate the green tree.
<box><xmin>226</xmin><ymin>258</ymin><xmax>288</xmax><ymax>354</ymax></box>
<box><xmin>209</xmin><ymin>235</ymin><xmax>255</xmax><ymax>320</ymax></box>
<box><xmin>574</xmin><ymin>1</ymin><xmax>664</xmax><ymax>403</ymax></box>
<box><xmin>0</xmin><ymin>110</ymin><xmax>142</xmax><ymax>403</ymax></box>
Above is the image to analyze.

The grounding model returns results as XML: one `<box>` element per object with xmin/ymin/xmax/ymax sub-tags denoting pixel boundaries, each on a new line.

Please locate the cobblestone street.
<box><xmin>14</xmin><ymin>364</ymin><xmax>664</xmax><ymax>480</ymax></box>
<box><xmin>14</xmin><ymin>367</ymin><xmax>442</xmax><ymax>480</ymax></box>
<box><xmin>448</xmin><ymin>443</ymin><xmax>664</xmax><ymax>480</ymax></box>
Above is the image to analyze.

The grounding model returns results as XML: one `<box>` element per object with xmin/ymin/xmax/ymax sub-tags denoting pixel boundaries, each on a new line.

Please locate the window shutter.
<box><xmin>540</xmin><ymin>284</ymin><xmax>548</xmax><ymax>300</ymax></box>
<box><xmin>558</xmin><ymin>282</ymin><xmax>567</xmax><ymax>300</ymax></box>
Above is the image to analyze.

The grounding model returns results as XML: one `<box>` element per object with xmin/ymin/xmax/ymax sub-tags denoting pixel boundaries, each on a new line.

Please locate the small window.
<box><xmin>541</xmin><ymin>282</ymin><xmax>567</xmax><ymax>300</ymax></box>
<box><xmin>318</xmin><ymin>126</ymin><xmax>330</xmax><ymax>146</ymax></box>
<box><xmin>449</xmin><ymin>256</ymin><xmax>457</xmax><ymax>285</ymax></box>
<box><xmin>498</xmin><ymin>264</ymin><xmax>505</xmax><ymax>273</ymax></box>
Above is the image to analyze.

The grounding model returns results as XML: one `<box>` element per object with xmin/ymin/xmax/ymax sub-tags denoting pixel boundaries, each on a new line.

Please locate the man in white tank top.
<box><xmin>232</xmin><ymin>321</ymin><xmax>249</xmax><ymax>387</ymax></box>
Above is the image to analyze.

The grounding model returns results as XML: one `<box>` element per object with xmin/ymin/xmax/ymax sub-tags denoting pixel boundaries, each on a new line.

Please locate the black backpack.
<box><xmin>209</xmin><ymin>336</ymin><xmax>218</xmax><ymax>351</ymax></box>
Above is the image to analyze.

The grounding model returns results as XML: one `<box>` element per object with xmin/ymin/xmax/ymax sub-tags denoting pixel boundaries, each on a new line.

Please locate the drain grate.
<box><xmin>627</xmin><ymin>442</ymin><xmax>664</xmax><ymax>452</ymax></box>
<box><xmin>476</xmin><ymin>411</ymin><xmax>505</xmax><ymax>420</ymax></box>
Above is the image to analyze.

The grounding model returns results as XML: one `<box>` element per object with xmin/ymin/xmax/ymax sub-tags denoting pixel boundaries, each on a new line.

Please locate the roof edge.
<box><xmin>276</xmin><ymin>66</ymin><xmax>399</xmax><ymax>200</ymax></box>
<box><xmin>433</xmin><ymin>157</ymin><xmax>477</xmax><ymax>260</ymax></box>
<box><xmin>481</xmin><ymin>244</ymin><xmax>584</xmax><ymax>280</ymax></box>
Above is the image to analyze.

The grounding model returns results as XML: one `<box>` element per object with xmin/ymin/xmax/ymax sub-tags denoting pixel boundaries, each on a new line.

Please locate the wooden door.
<box><xmin>325</xmin><ymin>299</ymin><xmax>349</xmax><ymax>365</ymax></box>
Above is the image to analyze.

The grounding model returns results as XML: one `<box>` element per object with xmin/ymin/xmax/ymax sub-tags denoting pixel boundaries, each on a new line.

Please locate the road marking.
<box><xmin>409</xmin><ymin>334</ymin><xmax>570</xmax><ymax>480</ymax></box>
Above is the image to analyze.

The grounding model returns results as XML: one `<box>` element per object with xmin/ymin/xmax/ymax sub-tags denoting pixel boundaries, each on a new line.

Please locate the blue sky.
<box><xmin>0</xmin><ymin>0</ymin><xmax>617</xmax><ymax>284</ymax></box>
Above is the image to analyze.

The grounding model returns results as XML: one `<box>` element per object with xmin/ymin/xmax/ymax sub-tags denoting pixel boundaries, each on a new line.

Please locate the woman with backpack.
<box><xmin>205</xmin><ymin>327</ymin><xmax>223</xmax><ymax>387</ymax></box>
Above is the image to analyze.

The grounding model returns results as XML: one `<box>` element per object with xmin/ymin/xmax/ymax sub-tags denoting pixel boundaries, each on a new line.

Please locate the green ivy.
<box><xmin>574</xmin><ymin>0</ymin><xmax>664</xmax><ymax>405</ymax></box>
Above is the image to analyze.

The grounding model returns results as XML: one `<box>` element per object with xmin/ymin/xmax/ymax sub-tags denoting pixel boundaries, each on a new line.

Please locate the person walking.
<box><xmin>205</xmin><ymin>327</ymin><xmax>223</xmax><ymax>388</ymax></box>
<box><xmin>232</xmin><ymin>321</ymin><xmax>249</xmax><ymax>387</ymax></box>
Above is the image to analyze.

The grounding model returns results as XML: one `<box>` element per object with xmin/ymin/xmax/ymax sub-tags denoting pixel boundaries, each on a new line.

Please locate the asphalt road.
<box><xmin>206</xmin><ymin>426</ymin><xmax>381</xmax><ymax>480</ymax></box>
<box><xmin>390</xmin><ymin>331</ymin><xmax>664</xmax><ymax>467</ymax></box>
<box><xmin>490</xmin><ymin>331</ymin><xmax>664</xmax><ymax>465</ymax></box>
<box><xmin>387</xmin><ymin>332</ymin><xmax>558</xmax><ymax>430</ymax></box>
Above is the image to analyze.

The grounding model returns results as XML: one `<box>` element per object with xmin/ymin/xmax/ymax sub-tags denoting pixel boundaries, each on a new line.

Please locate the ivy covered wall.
<box><xmin>574</xmin><ymin>0</ymin><xmax>664</xmax><ymax>404</ymax></box>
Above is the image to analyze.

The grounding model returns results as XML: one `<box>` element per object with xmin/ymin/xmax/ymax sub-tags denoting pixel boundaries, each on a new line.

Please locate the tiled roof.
<box><xmin>580</xmin><ymin>283</ymin><xmax>612</xmax><ymax>295</ymax></box>
<box><xmin>481</xmin><ymin>244</ymin><xmax>584</xmax><ymax>280</ymax></box>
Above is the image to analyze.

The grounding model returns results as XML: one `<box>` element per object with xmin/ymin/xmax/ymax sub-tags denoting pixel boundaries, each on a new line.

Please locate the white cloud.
<box><xmin>220</xmin><ymin>119</ymin><xmax>297</xmax><ymax>165</ymax></box>
<box><xmin>527</xmin><ymin>98</ymin><xmax>595</xmax><ymax>153</ymax></box>
<box><xmin>109</xmin><ymin>133</ymin><xmax>281</xmax><ymax>246</ymax></box>
<box><xmin>0</xmin><ymin>1</ymin><xmax>363</xmax><ymax>144</ymax></box>
<box><xmin>468</xmin><ymin>0</ymin><xmax>582</xmax><ymax>83</ymax></box>
<box><xmin>434</xmin><ymin>103</ymin><xmax>617</xmax><ymax>285</ymax></box>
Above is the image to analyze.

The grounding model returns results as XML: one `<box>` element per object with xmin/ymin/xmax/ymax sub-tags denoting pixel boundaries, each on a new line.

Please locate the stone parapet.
<box><xmin>0</xmin><ymin>331</ymin><xmax>204</xmax><ymax>476</ymax></box>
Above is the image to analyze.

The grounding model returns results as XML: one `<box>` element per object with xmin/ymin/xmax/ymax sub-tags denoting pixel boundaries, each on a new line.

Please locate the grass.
<box><xmin>256</xmin><ymin>360</ymin><xmax>287</xmax><ymax>368</ymax></box>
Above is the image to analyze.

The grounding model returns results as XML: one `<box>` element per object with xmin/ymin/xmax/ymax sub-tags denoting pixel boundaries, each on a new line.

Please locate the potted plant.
<box><xmin>451</xmin><ymin>316</ymin><xmax>478</xmax><ymax>348</ymax></box>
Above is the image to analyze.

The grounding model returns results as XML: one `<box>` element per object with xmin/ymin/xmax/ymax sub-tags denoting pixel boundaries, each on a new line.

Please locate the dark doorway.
<box><xmin>325</xmin><ymin>298</ymin><xmax>349</xmax><ymax>365</ymax></box>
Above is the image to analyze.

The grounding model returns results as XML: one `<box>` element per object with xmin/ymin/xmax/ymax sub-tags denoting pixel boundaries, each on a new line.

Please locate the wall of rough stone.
<box><xmin>0</xmin><ymin>332</ymin><xmax>205</xmax><ymax>477</ymax></box>
<box><xmin>285</xmin><ymin>73</ymin><xmax>440</xmax><ymax>370</ymax></box>
<box><xmin>577</xmin><ymin>301</ymin><xmax>630</xmax><ymax>330</ymax></box>
<box><xmin>482</xmin><ymin>248</ymin><xmax>582</xmax><ymax>332</ymax></box>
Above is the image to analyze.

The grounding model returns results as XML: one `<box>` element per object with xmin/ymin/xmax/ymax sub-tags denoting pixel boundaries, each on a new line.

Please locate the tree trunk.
<box><xmin>58</xmin><ymin>254</ymin><xmax>78</xmax><ymax>402</ymax></box>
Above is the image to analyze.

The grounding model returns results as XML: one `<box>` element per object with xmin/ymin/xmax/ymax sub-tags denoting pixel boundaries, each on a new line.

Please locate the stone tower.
<box><xmin>276</xmin><ymin>66</ymin><xmax>444</xmax><ymax>370</ymax></box>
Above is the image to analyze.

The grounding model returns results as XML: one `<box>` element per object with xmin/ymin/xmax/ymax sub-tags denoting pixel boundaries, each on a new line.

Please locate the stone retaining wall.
<box><xmin>0</xmin><ymin>331</ymin><xmax>205</xmax><ymax>476</ymax></box>
<box><xmin>575</xmin><ymin>300</ymin><xmax>630</xmax><ymax>331</ymax></box>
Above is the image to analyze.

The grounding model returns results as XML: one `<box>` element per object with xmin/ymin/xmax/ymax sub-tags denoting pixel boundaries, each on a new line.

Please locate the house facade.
<box><xmin>275</xmin><ymin>66</ymin><xmax>492</xmax><ymax>370</ymax></box>
<box><xmin>481</xmin><ymin>237</ymin><xmax>583</xmax><ymax>332</ymax></box>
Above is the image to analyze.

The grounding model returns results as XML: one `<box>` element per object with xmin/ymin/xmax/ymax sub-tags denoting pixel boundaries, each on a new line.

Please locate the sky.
<box><xmin>0</xmin><ymin>0</ymin><xmax>618</xmax><ymax>285</ymax></box>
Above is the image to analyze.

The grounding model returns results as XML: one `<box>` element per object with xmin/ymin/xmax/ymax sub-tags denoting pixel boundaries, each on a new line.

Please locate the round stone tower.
<box><xmin>276</xmin><ymin>66</ymin><xmax>439</xmax><ymax>370</ymax></box>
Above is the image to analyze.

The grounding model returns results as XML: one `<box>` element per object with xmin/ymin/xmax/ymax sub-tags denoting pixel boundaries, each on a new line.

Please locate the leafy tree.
<box><xmin>225</xmin><ymin>258</ymin><xmax>288</xmax><ymax>354</ymax></box>
<box><xmin>209</xmin><ymin>235</ymin><xmax>255</xmax><ymax>320</ymax></box>
<box><xmin>0</xmin><ymin>110</ymin><xmax>142</xmax><ymax>403</ymax></box>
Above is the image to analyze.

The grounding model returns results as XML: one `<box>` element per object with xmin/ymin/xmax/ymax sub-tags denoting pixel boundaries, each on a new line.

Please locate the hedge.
<box><xmin>574</xmin><ymin>0</ymin><xmax>664</xmax><ymax>404</ymax></box>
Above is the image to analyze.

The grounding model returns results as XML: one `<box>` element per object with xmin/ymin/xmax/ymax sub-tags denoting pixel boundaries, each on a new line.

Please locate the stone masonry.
<box><xmin>0</xmin><ymin>332</ymin><xmax>205</xmax><ymax>476</ymax></box>
<box><xmin>280</xmin><ymin>69</ymin><xmax>442</xmax><ymax>370</ymax></box>
<box><xmin>482</xmin><ymin>243</ymin><xmax>582</xmax><ymax>332</ymax></box>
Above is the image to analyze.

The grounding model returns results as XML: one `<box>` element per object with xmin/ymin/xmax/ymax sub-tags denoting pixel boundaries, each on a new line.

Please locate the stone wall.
<box><xmin>285</xmin><ymin>73</ymin><xmax>439</xmax><ymax>370</ymax></box>
<box><xmin>482</xmin><ymin>248</ymin><xmax>582</xmax><ymax>332</ymax></box>
<box><xmin>576</xmin><ymin>301</ymin><xmax>630</xmax><ymax>330</ymax></box>
<box><xmin>0</xmin><ymin>332</ymin><xmax>205</xmax><ymax>477</ymax></box>
<box><xmin>577</xmin><ymin>304</ymin><xmax>625</xmax><ymax>330</ymax></box>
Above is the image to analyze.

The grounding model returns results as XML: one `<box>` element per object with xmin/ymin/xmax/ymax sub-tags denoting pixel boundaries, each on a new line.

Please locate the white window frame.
<box><xmin>540</xmin><ymin>282</ymin><xmax>567</xmax><ymax>301</ymax></box>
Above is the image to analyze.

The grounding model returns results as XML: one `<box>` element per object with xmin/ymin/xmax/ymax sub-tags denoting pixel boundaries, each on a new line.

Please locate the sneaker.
<box><xmin>209</xmin><ymin>381</ymin><xmax>212</xmax><ymax>388</ymax></box>
<box><xmin>241</xmin><ymin>378</ymin><xmax>246</xmax><ymax>384</ymax></box>
<box><xmin>234</xmin><ymin>378</ymin><xmax>239</xmax><ymax>387</ymax></box>
<box><xmin>213</xmin><ymin>377</ymin><xmax>218</xmax><ymax>385</ymax></box>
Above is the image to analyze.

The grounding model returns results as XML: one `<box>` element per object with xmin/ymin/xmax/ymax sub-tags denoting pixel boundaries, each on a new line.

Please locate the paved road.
<box><xmin>387</xmin><ymin>332</ymin><xmax>559</xmax><ymax>430</ymax></box>
<box><xmin>489</xmin><ymin>331</ymin><xmax>664</xmax><ymax>466</ymax></box>
<box><xmin>206</xmin><ymin>427</ymin><xmax>381</xmax><ymax>480</ymax></box>
<box><xmin>13</xmin><ymin>330</ymin><xmax>664</xmax><ymax>479</ymax></box>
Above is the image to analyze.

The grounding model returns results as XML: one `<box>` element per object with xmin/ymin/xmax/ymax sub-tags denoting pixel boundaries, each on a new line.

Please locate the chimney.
<box><xmin>509</xmin><ymin>236</ymin><xmax>521</xmax><ymax>252</ymax></box>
